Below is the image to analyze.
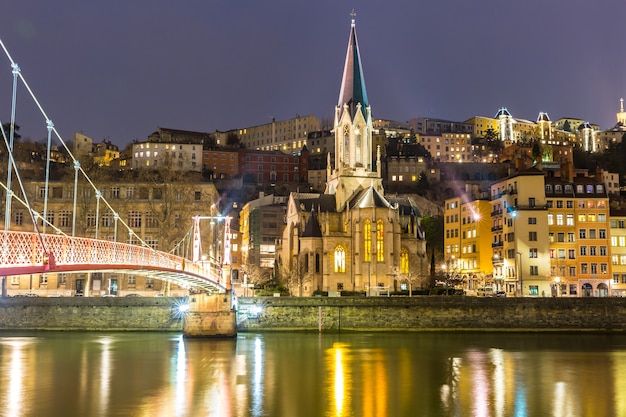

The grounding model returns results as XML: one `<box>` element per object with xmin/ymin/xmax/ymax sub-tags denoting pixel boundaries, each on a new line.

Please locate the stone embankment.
<box><xmin>0</xmin><ymin>297</ymin><xmax>185</xmax><ymax>331</ymax></box>
<box><xmin>2</xmin><ymin>296</ymin><xmax>626</xmax><ymax>332</ymax></box>
<box><xmin>237</xmin><ymin>296</ymin><xmax>626</xmax><ymax>332</ymax></box>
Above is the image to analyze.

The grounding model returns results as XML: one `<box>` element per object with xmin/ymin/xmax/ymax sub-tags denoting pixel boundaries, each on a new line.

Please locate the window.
<box><xmin>580</xmin><ymin>246</ymin><xmax>587</xmax><ymax>256</ymax></box>
<box><xmin>569</xmin><ymin>266</ymin><xmax>576</xmax><ymax>277</ymax></box>
<box><xmin>376</xmin><ymin>219</ymin><xmax>384</xmax><ymax>262</ymax></box>
<box><xmin>529</xmin><ymin>285</ymin><xmax>539</xmax><ymax>295</ymax></box>
<box><xmin>364</xmin><ymin>220</ymin><xmax>372</xmax><ymax>262</ymax></box>
<box><xmin>568</xmin><ymin>249</ymin><xmax>575</xmax><ymax>259</ymax></box>
<box><xmin>556</xmin><ymin>214</ymin><xmax>563</xmax><ymax>225</ymax></box>
<box><xmin>334</xmin><ymin>246</ymin><xmax>346</xmax><ymax>273</ymax></box>
<box><xmin>128</xmin><ymin>211</ymin><xmax>142</xmax><ymax>228</ymax></box>
<box><xmin>529</xmin><ymin>231</ymin><xmax>537</xmax><ymax>241</ymax></box>
<box><xmin>529</xmin><ymin>248</ymin><xmax>538</xmax><ymax>258</ymax></box>
<box><xmin>400</xmin><ymin>248</ymin><xmax>409</xmax><ymax>274</ymax></box>
<box><xmin>556</xmin><ymin>200</ymin><xmax>563</xmax><ymax>208</ymax></box>
<box><xmin>195</xmin><ymin>191</ymin><xmax>201</xmax><ymax>201</ymax></box>
<box><xmin>337</xmin><ymin>283</ymin><xmax>344</xmax><ymax>291</ymax></box>
<box><xmin>599</xmin><ymin>229</ymin><xmax>606</xmax><ymax>238</ymax></box>
<box><xmin>528</xmin><ymin>217</ymin><xmax>537</xmax><ymax>225</ymax></box>
<box><xmin>579</xmin><ymin>229</ymin><xmax>586</xmax><ymax>239</ymax></box>
<box><xmin>128</xmin><ymin>275</ymin><xmax>136</xmax><ymax>285</ymax></box>
<box><xmin>568</xmin><ymin>233</ymin><xmax>575</xmax><ymax>243</ymax></box>
<box><xmin>566</xmin><ymin>214</ymin><xmax>574</xmax><ymax>226</ymax></box>
<box><xmin>581</xmin><ymin>263</ymin><xmax>588</xmax><ymax>274</ymax></box>
<box><xmin>530</xmin><ymin>266</ymin><xmax>538</xmax><ymax>276</ymax></box>
<box><xmin>589</xmin><ymin>229</ymin><xmax>597</xmax><ymax>239</ymax></box>
<box><xmin>547</xmin><ymin>214</ymin><xmax>554</xmax><ymax>225</ymax></box>
<box><xmin>590</xmin><ymin>246</ymin><xmax>597</xmax><ymax>256</ymax></box>
<box><xmin>566</xmin><ymin>200</ymin><xmax>573</xmax><ymax>208</ymax></box>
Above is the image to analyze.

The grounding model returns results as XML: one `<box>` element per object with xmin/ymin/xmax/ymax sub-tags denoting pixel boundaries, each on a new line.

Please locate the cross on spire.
<box><xmin>350</xmin><ymin>9</ymin><xmax>356</xmax><ymax>25</ymax></box>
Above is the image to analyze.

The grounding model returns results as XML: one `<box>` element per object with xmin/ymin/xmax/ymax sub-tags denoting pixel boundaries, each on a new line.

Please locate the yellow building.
<box><xmin>237</xmin><ymin>114</ymin><xmax>320</xmax><ymax>153</ymax></box>
<box><xmin>490</xmin><ymin>170</ymin><xmax>551</xmax><ymax>296</ymax></box>
<box><xmin>609</xmin><ymin>209</ymin><xmax>626</xmax><ymax>296</ymax></box>
<box><xmin>463</xmin><ymin>116</ymin><xmax>498</xmax><ymax>138</ymax></box>
<box><xmin>443</xmin><ymin>197</ymin><xmax>493</xmax><ymax>293</ymax></box>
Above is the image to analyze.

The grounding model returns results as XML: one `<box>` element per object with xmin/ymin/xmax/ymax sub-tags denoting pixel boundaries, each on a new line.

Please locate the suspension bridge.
<box><xmin>0</xmin><ymin>38</ymin><xmax>232</xmax><ymax>296</ymax></box>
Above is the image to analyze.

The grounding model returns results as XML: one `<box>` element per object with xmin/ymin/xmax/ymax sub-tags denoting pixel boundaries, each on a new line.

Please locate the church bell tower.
<box><xmin>325</xmin><ymin>12</ymin><xmax>383</xmax><ymax>210</ymax></box>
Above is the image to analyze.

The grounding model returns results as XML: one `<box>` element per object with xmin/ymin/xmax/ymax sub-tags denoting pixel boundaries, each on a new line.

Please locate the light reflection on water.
<box><xmin>0</xmin><ymin>332</ymin><xmax>625</xmax><ymax>416</ymax></box>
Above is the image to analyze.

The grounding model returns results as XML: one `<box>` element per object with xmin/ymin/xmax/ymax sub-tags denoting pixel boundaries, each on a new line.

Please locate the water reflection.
<box><xmin>0</xmin><ymin>332</ymin><xmax>624</xmax><ymax>416</ymax></box>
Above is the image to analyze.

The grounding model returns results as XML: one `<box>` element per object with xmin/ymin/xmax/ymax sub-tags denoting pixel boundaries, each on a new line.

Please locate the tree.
<box><xmin>400</xmin><ymin>254</ymin><xmax>429</xmax><ymax>295</ymax></box>
<box><xmin>281</xmin><ymin>251</ymin><xmax>313</xmax><ymax>296</ymax></box>
<box><xmin>531</xmin><ymin>141</ymin><xmax>542</xmax><ymax>163</ymax></box>
<box><xmin>226</xmin><ymin>132</ymin><xmax>240</xmax><ymax>148</ymax></box>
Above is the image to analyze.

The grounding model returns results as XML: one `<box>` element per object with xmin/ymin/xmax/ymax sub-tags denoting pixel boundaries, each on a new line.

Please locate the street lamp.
<box><xmin>554</xmin><ymin>276</ymin><xmax>560</xmax><ymax>297</ymax></box>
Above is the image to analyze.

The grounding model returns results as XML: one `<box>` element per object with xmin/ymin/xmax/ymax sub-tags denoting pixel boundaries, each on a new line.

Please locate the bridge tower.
<box><xmin>184</xmin><ymin>215</ymin><xmax>236</xmax><ymax>337</ymax></box>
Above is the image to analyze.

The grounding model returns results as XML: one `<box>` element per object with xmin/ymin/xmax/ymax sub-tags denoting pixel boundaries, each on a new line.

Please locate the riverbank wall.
<box><xmin>237</xmin><ymin>296</ymin><xmax>626</xmax><ymax>332</ymax></box>
<box><xmin>1</xmin><ymin>296</ymin><xmax>626</xmax><ymax>332</ymax></box>
<box><xmin>0</xmin><ymin>297</ymin><xmax>184</xmax><ymax>331</ymax></box>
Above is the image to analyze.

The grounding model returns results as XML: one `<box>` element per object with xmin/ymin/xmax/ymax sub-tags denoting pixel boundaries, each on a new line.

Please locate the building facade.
<box><xmin>278</xmin><ymin>17</ymin><xmax>427</xmax><ymax>297</ymax></box>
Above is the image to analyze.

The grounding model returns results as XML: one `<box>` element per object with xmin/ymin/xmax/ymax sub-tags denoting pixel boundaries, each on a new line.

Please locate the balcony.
<box><xmin>491</xmin><ymin>241</ymin><xmax>503</xmax><ymax>247</ymax></box>
<box><xmin>491</xmin><ymin>225</ymin><xmax>503</xmax><ymax>232</ymax></box>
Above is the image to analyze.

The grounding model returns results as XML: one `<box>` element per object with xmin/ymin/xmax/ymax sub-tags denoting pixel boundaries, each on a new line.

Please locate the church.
<box><xmin>278</xmin><ymin>16</ymin><xmax>427</xmax><ymax>296</ymax></box>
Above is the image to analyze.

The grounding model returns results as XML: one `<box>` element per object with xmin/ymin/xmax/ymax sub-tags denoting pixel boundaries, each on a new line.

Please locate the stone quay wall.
<box><xmin>2</xmin><ymin>296</ymin><xmax>626</xmax><ymax>333</ymax></box>
<box><xmin>0</xmin><ymin>297</ymin><xmax>185</xmax><ymax>331</ymax></box>
<box><xmin>237</xmin><ymin>296</ymin><xmax>626</xmax><ymax>332</ymax></box>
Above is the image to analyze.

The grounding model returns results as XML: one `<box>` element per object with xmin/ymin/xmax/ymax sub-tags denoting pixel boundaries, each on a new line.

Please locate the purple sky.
<box><xmin>1</xmin><ymin>0</ymin><xmax>625</xmax><ymax>148</ymax></box>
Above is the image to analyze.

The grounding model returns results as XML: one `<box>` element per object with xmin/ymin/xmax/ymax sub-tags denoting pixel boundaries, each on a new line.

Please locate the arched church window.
<box><xmin>355</xmin><ymin>125</ymin><xmax>362</xmax><ymax>165</ymax></box>
<box><xmin>376</xmin><ymin>219</ymin><xmax>384</xmax><ymax>262</ymax></box>
<box><xmin>334</xmin><ymin>246</ymin><xmax>346</xmax><ymax>273</ymax></box>
<box><xmin>400</xmin><ymin>248</ymin><xmax>409</xmax><ymax>274</ymax></box>
<box><xmin>364</xmin><ymin>219</ymin><xmax>372</xmax><ymax>262</ymax></box>
<box><xmin>343</xmin><ymin>124</ymin><xmax>350</xmax><ymax>166</ymax></box>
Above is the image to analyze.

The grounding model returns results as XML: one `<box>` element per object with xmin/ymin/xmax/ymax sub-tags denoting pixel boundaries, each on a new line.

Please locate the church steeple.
<box><xmin>337</xmin><ymin>10</ymin><xmax>369</xmax><ymax>121</ymax></box>
<box><xmin>326</xmin><ymin>12</ymin><xmax>381</xmax><ymax>211</ymax></box>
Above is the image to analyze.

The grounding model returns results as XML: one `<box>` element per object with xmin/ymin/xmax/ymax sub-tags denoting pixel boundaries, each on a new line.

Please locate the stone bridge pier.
<box><xmin>183</xmin><ymin>291</ymin><xmax>236</xmax><ymax>337</ymax></box>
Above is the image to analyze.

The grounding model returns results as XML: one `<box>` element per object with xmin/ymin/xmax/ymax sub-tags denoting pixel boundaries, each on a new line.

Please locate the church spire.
<box><xmin>337</xmin><ymin>10</ymin><xmax>369</xmax><ymax>120</ymax></box>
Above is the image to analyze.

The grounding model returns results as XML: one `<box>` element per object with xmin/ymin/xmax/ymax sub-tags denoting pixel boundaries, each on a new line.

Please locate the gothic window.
<box><xmin>376</xmin><ymin>219</ymin><xmax>384</xmax><ymax>262</ymax></box>
<box><xmin>334</xmin><ymin>246</ymin><xmax>346</xmax><ymax>273</ymax></box>
<box><xmin>355</xmin><ymin>126</ymin><xmax>362</xmax><ymax>165</ymax></box>
<box><xmin>343</xmin><ymin>124</ymin><xmax>350</xmax><ymax>166</ymax></box>
<box><xmin>364</xmin><ymin>219</ymin><xmax>372</xmax><ymax>262</ymax></box>
<box><xmin>400</xmin><ymin>248</ymin><xmax>409</xmax><ymax>274</ymax></box>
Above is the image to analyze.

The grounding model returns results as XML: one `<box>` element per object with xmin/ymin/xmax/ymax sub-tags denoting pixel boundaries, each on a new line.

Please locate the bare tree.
<box><xmin>281</xmin><ymin>251</ymin><xmax>312</xmax><ymax>297</ymax></box>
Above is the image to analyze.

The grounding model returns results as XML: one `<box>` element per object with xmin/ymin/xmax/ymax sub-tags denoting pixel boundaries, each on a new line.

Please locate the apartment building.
<box><xmin>3</xmin><ymin>176</ymin><xmax>220</xmax><ymax>297</ymax></box>
<box><xmin>609</xmin><ymin>209</ymin><xmax>626</xmax><ymax>296</ymax></box>
<box><xmin>237</xmin><ymin>114</ymin><xmax>320</xmax><ymax>153</ymax></box>
<box><xmin>443</xmin><ymin>196</ymin><xmax>493</xmax><ymax>292</ymax></box>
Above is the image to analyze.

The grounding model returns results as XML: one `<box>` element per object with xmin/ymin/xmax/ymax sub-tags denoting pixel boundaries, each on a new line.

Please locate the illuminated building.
<box><xmin>236</xmin><ymin>114</ymin><xmax>320</xmax><ymax>153</ymax></box>
<box><xmin>279</xmin><ymin>16</ymin><xmax>427</xmax><ymax>296</ymax></box>
<box><xmin>443</xmin><ymin>195</ymin><xmax>493</xmax><ymax>293</ymax></box>
<box><xmin>609</xmin><ymin>209</ymin><xmax>626</xmax><ymax>297</ymax></box>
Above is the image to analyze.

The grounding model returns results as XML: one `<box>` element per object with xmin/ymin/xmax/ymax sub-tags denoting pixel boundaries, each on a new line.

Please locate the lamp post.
<box><xmin>554</xmin><ymin>276</ymin><xmax>560</xmax><ymax>297</ymax></box>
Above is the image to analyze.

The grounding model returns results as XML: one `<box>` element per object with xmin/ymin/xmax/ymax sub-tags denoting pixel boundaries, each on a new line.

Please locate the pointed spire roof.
<box><xmin>302</xmin><ymin>209</ymin><xmax>323</xmax><ymax>238</ymax></box>
<box><xmin>350</xmin><ymin>185</ymin><xmax>393</xmax><ymax>209</ymax></box>
<box><xmin>337</xmin><ymin>12</ymin><xmax>369</xmax><ymax>120</ymax></box>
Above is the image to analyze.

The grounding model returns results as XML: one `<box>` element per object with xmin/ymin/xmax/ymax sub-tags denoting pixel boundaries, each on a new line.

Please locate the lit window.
<box><xmin>334</xmin><ymin>246</ymin><xmax>346</xmax><ymax>273</ymax></box>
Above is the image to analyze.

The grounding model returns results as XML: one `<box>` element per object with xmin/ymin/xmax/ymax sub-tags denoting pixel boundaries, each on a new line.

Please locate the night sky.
<box><xmin>1</xmin><ymin>0</ymin><xmax>625</xmax><ymax>148</ymax></box>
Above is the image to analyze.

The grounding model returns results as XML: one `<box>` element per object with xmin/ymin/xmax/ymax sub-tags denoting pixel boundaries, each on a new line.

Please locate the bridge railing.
<box><xmin>0</xmin><ymin>230</ymin><xmax>214</xmax><ymax>282</ymax></box>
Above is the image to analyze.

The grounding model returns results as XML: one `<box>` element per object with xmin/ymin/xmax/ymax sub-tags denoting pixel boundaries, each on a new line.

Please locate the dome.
<box><xmin>537</xmin><ymin>112</ymin><xmax>550</xmax><ymax>122</ymax></box>
<box><xmin>495</xmin><ymin>107</ymin><xmax>512</xmax><ymax>118</ymax></box>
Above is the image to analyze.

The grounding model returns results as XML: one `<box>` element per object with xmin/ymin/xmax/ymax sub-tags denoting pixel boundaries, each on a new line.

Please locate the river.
<box><xmin>0</xmin><ymin>331</ymin><xmax>625</xmax><ymax>417</ymax></box>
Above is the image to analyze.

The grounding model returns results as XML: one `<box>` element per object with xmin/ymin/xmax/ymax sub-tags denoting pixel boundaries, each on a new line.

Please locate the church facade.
<box><xmin>278</xmin><ymin>16</ymin><xmax>427</xmax><ymax>296</ymax></box>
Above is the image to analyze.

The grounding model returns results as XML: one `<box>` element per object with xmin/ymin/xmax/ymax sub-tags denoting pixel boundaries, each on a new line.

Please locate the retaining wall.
<box><xmin>237</xmin><ymin>296</ymin><xmax>626</xmax><ymax>332</ymax></box>
<box><xmin>0</xmin><ymin>297</ymin><xmax>185</xmax><ymax>331</ymax></box>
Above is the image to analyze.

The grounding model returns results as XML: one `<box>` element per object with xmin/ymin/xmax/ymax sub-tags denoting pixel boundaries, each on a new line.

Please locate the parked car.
<box><xmin>495</xmin><ymin>291</ymin><xmax>507</xmax><ymax>297</ymax></box>
<box><xmin>14</xmin><ymin>293</ymin><xmax>39</xmax><ymax>297</ymax></box>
